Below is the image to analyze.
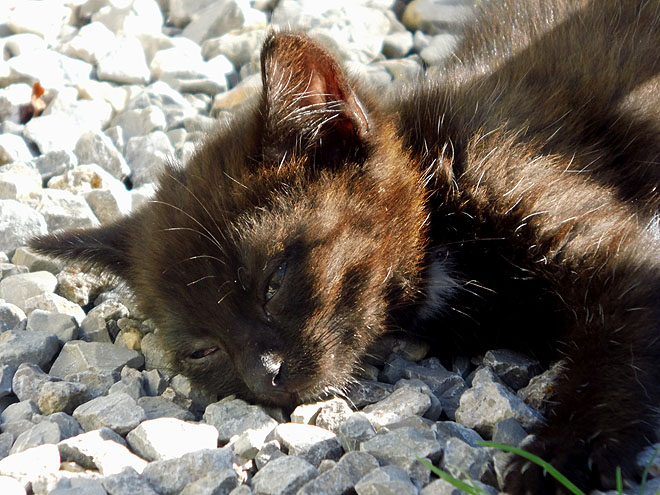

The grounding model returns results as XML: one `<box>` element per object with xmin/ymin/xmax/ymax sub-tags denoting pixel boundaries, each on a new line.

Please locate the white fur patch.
<box><xmin>418</xmin><ymin>247</ymin><xmax>458</xmax><ymax>320</ymax></box>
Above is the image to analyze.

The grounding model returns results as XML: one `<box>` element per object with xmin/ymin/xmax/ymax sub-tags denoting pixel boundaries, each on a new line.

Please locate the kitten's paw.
<box><xmin>502</xmin><ymin>435</ymin><xmax>593</xmax><ymax>495</ymax></box>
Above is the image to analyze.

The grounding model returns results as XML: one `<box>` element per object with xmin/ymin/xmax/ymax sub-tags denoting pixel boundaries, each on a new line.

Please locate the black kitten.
<box><xmin>31</xmin><ymin>0</ymin><xmax>660</xmax><ymax>493</ymax></box>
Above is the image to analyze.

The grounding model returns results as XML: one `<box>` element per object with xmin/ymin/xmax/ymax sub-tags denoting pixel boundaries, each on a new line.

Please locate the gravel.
<box><xmin>0</xmin><ymin>0</ymin><xmax>616</xmax><ymax>494</ymax></box>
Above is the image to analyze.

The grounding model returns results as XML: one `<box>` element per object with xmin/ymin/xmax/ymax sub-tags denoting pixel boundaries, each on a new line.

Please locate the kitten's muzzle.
<box><xmin>239</xmin><ymin>350</ymin><xmax>298</xmax><ymax>406</ymax></box>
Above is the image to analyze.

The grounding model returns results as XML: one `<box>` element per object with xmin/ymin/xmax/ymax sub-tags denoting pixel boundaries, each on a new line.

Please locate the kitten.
<box><xmin>30</xmin><ymin>0</ymin><xmax>660</xmax><ymax>493</ymax></box>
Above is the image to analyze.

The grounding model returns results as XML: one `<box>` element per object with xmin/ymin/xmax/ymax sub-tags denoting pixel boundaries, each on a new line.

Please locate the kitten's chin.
<box><xmin>253</xmin><ymin>389</ymin><xmax>301</xmax><ymax>409</ymax></box>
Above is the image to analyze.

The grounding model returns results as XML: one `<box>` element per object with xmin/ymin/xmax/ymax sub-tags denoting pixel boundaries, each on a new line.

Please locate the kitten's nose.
<box><xmin>260</xmin><ymin>351</ymin><xmax>286</xmax><ymax>387</ymax></box>
<box><xmin>243</xmin><ymin>351</ymin><xmax>291</xmax><ymax>400</ymax></box>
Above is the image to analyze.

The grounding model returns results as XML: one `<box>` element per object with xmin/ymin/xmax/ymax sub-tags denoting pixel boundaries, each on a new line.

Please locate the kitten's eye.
<box><xmin>189</xmin><ymin>347</ymin><xmax>218</xmax><ymax>359</ymax></box>
<box><xmin>265</xmin><ymin>262</ymin><xmax>287</xmax><ymax>301</ymax></box>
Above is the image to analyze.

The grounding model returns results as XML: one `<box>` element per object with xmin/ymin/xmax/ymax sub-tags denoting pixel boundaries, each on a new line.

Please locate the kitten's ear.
<box><xmin>28</xmin><ymin>215</ymin><xmax>135</xmax><ymax>280</ymax></box>
<box><xmin>260</xmin><ymin>32</ymin><xmax>370</xmax><ymax>162</ymax></box>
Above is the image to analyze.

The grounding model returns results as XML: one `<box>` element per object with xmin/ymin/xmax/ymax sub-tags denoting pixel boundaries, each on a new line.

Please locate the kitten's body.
<box><xmin>31</xmin><ymin>0</ymin><xmax>660</xmax><ymax>492</ymax></box>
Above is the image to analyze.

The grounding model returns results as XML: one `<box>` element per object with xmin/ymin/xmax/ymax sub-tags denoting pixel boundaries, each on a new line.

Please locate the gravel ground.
<box><xmin>0</xmin><ymin>1</ymin><xmax>658</xmax><ymax>494</ymax></box>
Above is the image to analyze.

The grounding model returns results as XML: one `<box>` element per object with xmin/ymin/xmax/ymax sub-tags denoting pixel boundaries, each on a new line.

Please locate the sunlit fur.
<box><xmin>30</xmin><ymin>0</ymin><xmax>660</xmax><ymax>493</ymax></box>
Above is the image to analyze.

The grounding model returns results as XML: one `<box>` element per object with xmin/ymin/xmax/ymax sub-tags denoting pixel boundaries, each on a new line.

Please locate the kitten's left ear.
<box><xmin>260</xmin><ymin>32</ymin><xmax>370</xmax><ymax>162</ymax></box>
<box><xmin>28</xmin><ymin>215</ymin><xmax>136</xmax><ymax>280</ymax></box>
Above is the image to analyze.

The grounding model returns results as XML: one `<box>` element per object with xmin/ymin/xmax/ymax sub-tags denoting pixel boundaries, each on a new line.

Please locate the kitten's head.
<box><xmin>30</xmin><ymin>33</ymin><xmax>429</xmax><ymax>407</ymax></box>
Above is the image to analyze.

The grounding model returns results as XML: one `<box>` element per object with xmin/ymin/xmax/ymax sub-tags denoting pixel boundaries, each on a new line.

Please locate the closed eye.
<box><xmin>189</xmin><ymin>347</ymin><xmax>219</xmax><ymax>359</ymax></box>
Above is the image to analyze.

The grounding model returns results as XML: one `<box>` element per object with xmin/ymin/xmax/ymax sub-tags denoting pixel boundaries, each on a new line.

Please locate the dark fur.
<box><xmin>30</xmin><ymin>0</ymin><xmax>660</xmax><ymax>492</ymax></box>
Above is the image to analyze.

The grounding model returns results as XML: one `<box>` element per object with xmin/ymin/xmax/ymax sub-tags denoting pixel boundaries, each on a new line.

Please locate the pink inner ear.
<box><xmin>262</xmin><ymin>33</ymin><xmax>370</xmax><ymax>140</ymax></box>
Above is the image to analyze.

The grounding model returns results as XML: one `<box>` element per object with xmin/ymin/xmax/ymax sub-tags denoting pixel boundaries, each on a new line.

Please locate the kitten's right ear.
<box><xmin>28</xmin><ymin>215</ymin><xmax>135</xmax><ymax>280</ymax></box>
<box><xmin>260</xmin><ymin>32</ymin><xmax>371</xmax><ymax>163</ymax></box>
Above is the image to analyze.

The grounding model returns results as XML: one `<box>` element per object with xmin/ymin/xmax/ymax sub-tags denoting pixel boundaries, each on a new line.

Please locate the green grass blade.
<box><xmin>417</xmin><ymin>458</ymin><xmax>487</xmax><ymax>495</ymax></box>
<box><xmin>615</xmin><ymin>466</ymin><xmax>622</xmax><ymax>494</ymax></box>
<box><xmin>478</xmin><ymin>441</ymin><xmax>586</xmax><ymax>495</ymax></box>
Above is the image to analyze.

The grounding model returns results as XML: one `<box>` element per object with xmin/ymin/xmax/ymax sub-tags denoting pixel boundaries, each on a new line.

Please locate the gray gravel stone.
<box><xmin>41</xmin><ymin>412</ymin><xmax>83</xmax><ymax>440</ymax></box>
<box><xmin>420</xmin><ymin>33</ymin><xmax>459</xmax><ymax>66</ymax></box>
<box><xmin>74</xmin><ymin>131</ymin><xmax>131</xmax><ymax>181</ymax></box>
<box><xmin>62</xmin><ymin>369</ymin><xmax>118</xmax><ymax>400</ymax></box>
<box><xmin>0</xmin><ymin>443</ymin><xmax>60</xmax><ymax>484</ymax></box>
<box><xmin>0</xmin><ymin>262</ymin><xmax>28</xmax><ymax>279</ymax></box>
<box><xmin>0</xmin><ymin>271</ymin><xmax>56</xmax><ymax>309</ymax></box>
<box><xmin>73</xmin><ymin>392</ymin><xmax>146</xmax><ymax>435</ymax></box>
<box><xmin>455</xmin><ymin>375</ymin><xmax>544</xmax><ymax>437</ymax></box>
<box><xmin>12</xmin><ymin>362</ymin><xmax>54</xmax><ymax>403</ymax></box>
<box><xmin>483</xmin><ymin>349</ymin><xmax>543</xmax><ymax>391</ymax></box>
<box><xmin>421</xmin><ymin>478</ymin><xmax>498</xmax><ymax>495</ymax></box>
<box><xmin>78</xmin><ymin>315</ymin><xmax>111</xmax><ymax>343</ymax></box>
<box><xmin>179</xmin><ymin>469</ymin><xmax>240</xmax><ymax>495</ymax></box>
<box><xmin>38</xmin><ymin>380</ymin><xmax>90</xmax><ymax>416</ymax></box>
<box><xmin>492</xmin><ymin>417</ymin><xmax>528</xmax><ymax>447</ymax></box>
<box><xmin>0</xmin><ymin>199</ymin><xmax>47</xmax><ymax>253</ymax></box>
<box><xmin>26</xmin><ymin>310</ymin><xmax>79</xmax><ymax>345</ymax></box>
<box><xmin>0</xmin><ymin>400</ymin><xmax>39</xmax><ymax>424</ymax></box>
<box><xmin>354</xmin><ymin>465</ymin><xmax>418</xmax><ymax>495</ymax></box>
<box><xmin>201</xmin><ymin>29</ymin><xmax>267</xmax><ymax>68</ymax></box>
<box><xmin>141</xmin><ymin>369</ymin><xmax>168</xmax><ymax>397</ymax></box>
<box><xmin>0</xmin><ymin>431</ymin><xmax>13</xmax><ymax>459</ymax></box>
<box><xmin>97</xmin><ymin>37</ymin><xmax>151</xmax><ymax>85</ymax></box>
<box><xmin>101</xmin><ymin>467</ymin><xmax>159</xmax><ymax>495</ymax></box>
<box><xmin>314</xmin><ymin>398</ymin><xmax>353</xmax><ymax>434</ymax></box>
<box><xmin>383</xmin><ymin>31</ymin><xmax>414</xmax><ymax>59</ymax></box>
<box><xmin>204</xmin><ymin>398</ymin><xmax>278</xmax><ymax>444</ymax></box>
<box><xmin>137</xmin><ymin>396</ymin><xmax>194</xmax><ymax>421</ymax></box>
<box><xmin>55</xmin><ymin>267</ymin><xmax>101</xmax><ymax>309</ymax></box>
<box><xmin>49</xmin><ymin>341</ymin><xmax>144</xmax><ymax>379</ymax></box>
<box><xmin>636</xmin><ymin>443</ymin><xmax>660</xmax><ymax>477</ymax></box>
<box><xmin>127</xmin><ymin>417</ymin><xmax>218</xmax><ymax>461</ymax></box>
<box><xmin>1</xmin><ymin>50</ymin><xmax>92</xmax><ymax>90</ymax></box>
<box><xmin>26</xmin><ymin>188</ymin><xmax>99</xmax><ymax>231</ymax></box>
<box><xmin>274</xmin><ymin>423</ymin><xmax>343</xmax><ymax>467</ymax></box>
<box><xmin>0</xmin><ymin>419</ymin><xmax>35</xmax><ymax>439</ymax></box>
<box><xmin>434</xmin><ymin>421</ymin><xmax>484</xmax><ymax>448</ymax></box>
<box><xmin>181</xmin><ymin>0</ymin><xmax>266</xmax><ymax>45</ymax></box>
<box><xmin>345</xmin><ymin>380</ymin><xmax>395</xmax><ymax>409</ymax></box>
<box><xmin>0</xmin><ymin>366</ymin><xmax>13</xmax><ymax>398</ymax></box>
<box><xmin>0</xmin><ymin>134</ymin><xmax>32</xmax><ymax>165</ymax></box>
<box><xmin>402</xmin><ymin>0</ymin><xmax>474</xmax><ymax>34</ymax></box>
<box><xmin>109</xmin><ymin>367</ymin><xmax>145</xmax><ymax>400</ymax></box>
<box><xmin>362</xmin><ymin>384</ymin><xmax>431</xmax><ymax>429</ymax></box>
<box><xmin>141</xmin><ymin>447</ymin><xmax>236</xmax><ymax>495</ymax></box>
<box><xmin>441</xmin><ymin>437</ymin><xmax>495</xmax><ymax>486</ymax></box>
<box><xmin>124</xmin><ymin>130</ymin><xmax>174</xmax><ymax>187</ymax></box>
<box><xmin>141</xmin><ymin>332</ymin><xmax>169</xmax><ymax>370</ymax></box>
<box><xmin>0</xmin><ymin>329</ymin><xmax>59</xmax><ymax>382</ymax></box>
<box><xmin>0</xmin><ymin>475</ymin><xmax>24</xmax><ymax>495</ymax></box>
<box><xmin>251</xmin><ymin>455</ymin><xmax>319</xmax><ymax>495</ymax></box>
<box><xmin>23</xmin><ymin>113</ymin><xmax>86</xmax><ymax>156</ymax></box>
<box><xmin>9</xmin><ymin>420</ymin><xmax>62</xmax><ymax>455</ymax></box>
<box><xmin>337</xmin><ymin>412</ymin><xmax>376</xmax><ymax>452</ymax></box>
<box><xmin>22</xmin><ymin>292</ymin><xmax>86</xmax><ymax>324</ymax></box>
<box><xmin>298</xmin><ymin>450</ymin><xmax>380</xmax><ymax>495</ymax></box>
<box><xmin>0</xmin><ymin>162</ymin><xmax>41</xmax><ymax>201</ymax></box>
<box><xmin>255</xmin><ymin>439</ymin><xmax>285</xmax><ymax>469</ymax></box>
<box><xmin>31</xmin><ymin>150</ymin><xmax>78</xmax><ymax>183</ymax></box>
<box><xmin>0</xmin><ymin>83</ymin><xmax>32</xmax><ymax>124</ymax></box>
<box><xmin>6</xmin><ymin>1</ymin><xmax>73</xmax><ymax>44</ymax></box>
<box><xmin>84</xmin><ymin>187</ymin><xmax>133</xmax><ymax>223</ymax></box>
<box><xmin>0</xmin><ymin>302</ymin><xmax>25</xmax><ymax>333</ymax></box>
<box><xmin>360</xmin><ymin>425</ymin><xmax>439</xmax><ymax>484</ymax></box>
<box><xmin>58</xmin><ymin>427</ymin><xmax>147</xmax><ymax>476</ymax></box>
<box><xmin>112</xmin><ymin>105</ymin><xmax>167</xmax><ymax>142</ymax></box>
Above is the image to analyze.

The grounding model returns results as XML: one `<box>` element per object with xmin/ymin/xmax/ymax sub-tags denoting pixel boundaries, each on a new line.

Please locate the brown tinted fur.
<box><xmin>30</xmin><ymin>0</ymin><xmax>660</xmax><ymax>493</ymax></box>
